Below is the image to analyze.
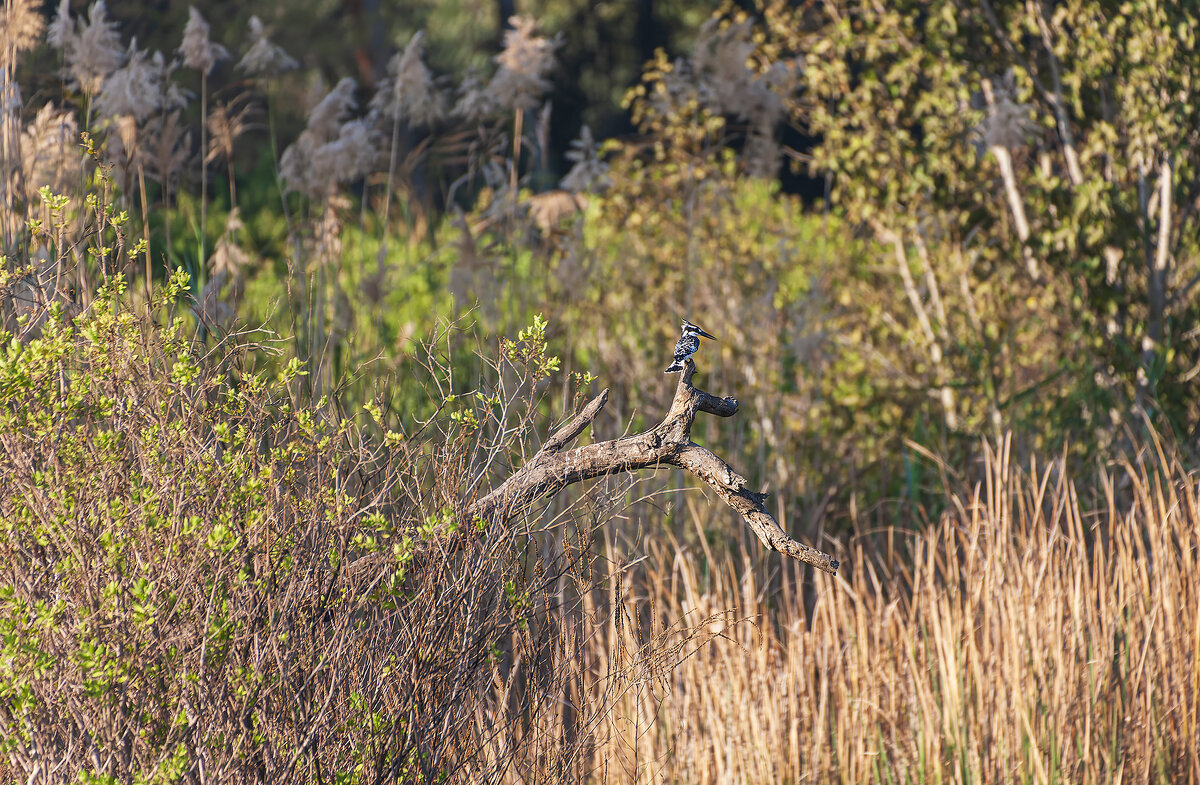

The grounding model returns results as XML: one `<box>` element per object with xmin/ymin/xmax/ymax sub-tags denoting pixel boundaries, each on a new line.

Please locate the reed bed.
<box><xmin>480</xmin><ymin>435</ymin><xmax>1199</xmax><ymax>784</ymax></box>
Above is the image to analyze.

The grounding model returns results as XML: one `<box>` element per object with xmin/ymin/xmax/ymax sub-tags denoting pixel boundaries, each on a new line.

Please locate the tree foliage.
<box><xmin>764</xmin><ymin>0</ymin><xmax>1200</xmax><ymax>450</ymax></box>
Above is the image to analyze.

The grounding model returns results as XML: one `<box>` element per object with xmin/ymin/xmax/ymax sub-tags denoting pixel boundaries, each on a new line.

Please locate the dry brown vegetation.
<box><xmin>3</xmin><ymin>1</ymin><xmax>1200</xmax><ymax>782</ymax></box>
<box><xmin>551</xmin><ymin>435</ymin><xmax>1200</xmax><ymax>784</ymax></box>
<box><xmin>2</xmin><ymin>279</ymin><xmax>1195</xmax><ymax>781</ymax></box>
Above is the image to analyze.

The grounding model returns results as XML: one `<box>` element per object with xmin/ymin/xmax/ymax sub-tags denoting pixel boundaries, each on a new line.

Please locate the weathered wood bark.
<box><xmin>465</xmin><ymin>360</ymin><xmax>839</xmax><ymax>574</ymax></box>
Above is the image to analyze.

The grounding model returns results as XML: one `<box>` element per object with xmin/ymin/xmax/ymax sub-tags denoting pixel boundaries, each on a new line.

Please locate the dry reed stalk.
<box><xmin>475</xmin><ymin>436</ymin><xmax>1199</xmax><ymax>784</ymax></box>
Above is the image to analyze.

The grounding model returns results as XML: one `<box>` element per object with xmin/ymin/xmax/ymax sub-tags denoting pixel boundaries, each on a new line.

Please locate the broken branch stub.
<box><xmin>464</xmin><ymin>360</ymin><xmax>839</xmax><ymax>574</ymax></box>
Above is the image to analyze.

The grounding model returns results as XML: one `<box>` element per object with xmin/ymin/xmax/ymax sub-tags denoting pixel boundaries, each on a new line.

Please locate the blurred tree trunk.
<box><xmin>498</xmin><ymin>0</ymin><xmax>516</xmax><ymax>25</ymax></box>
<box><xmin>636</xmin><ymin>0</ymin><xmax>667</xmax><ymax>65</ymax></box>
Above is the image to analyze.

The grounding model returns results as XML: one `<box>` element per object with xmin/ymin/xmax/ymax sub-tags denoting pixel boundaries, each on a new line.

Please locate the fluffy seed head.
<box><xmin>205</xmin><ymin>96</ymin><xmax>257</xmax><ymax>167</ymax></box>
<box><xmin>3</xmin><ymin>0</ymin><xmax>46</xmax><ymax>55</ymax></box>
<box><xmin>489</xmin><ymin>15</ymin><xmax>562</xmax><ymax>112</ymax></box>
<box><xmin>210</xmin><ymin>208</ymin><xmax>249</xmax><ymax>279</ymax></box>
<box><xmin>306</xmin><ymin>76</ymin><xmax>356</xmax><ymax>138</ymax></box>
<box><xmin>21</xmin><ymin>103</ymin><xmax>81</xmax><ymax>204</ymax></box>
<box><xmin>560</xmin><ymin>125</ymin><xmax>611</xmax><ymax>193</ymax></box>
<box><xmin>142</xmin><ymin>110</ymin><xmax>191</xmax><ymax>190</ymax></box>
<box><xmin>452</xmin><ymin>69</ymin><xmax>494</xmax><ymax>121</ymax></box>
<box><xmin>46</xmin><ymin>0</ymin><xmax>71</xmax><ymax>49</ymax></box>
<box><xmin>94</xmin><ymin>40</ymin><xmax>163</xmax><ymax>121</ymax></box>
<box><xmin>371</xmin><ymin>31</ymin><xmax>444</xmax><ymax>127</ymax></box>
<box><xmin>280</xmin><ymin>78</ymin><xmax>375</xmax><ymax>198</ymax></box>
<box><xmin>179</xmin><ymin>6</ymin><xmax>229</xmax><ymax>76</ymax></box>
<box><xmin>307</xmin><ymin>118</ymin><xmax>375</xmax><ymax>193</ymax></box>
<box><xmin>64</xmin><ymin>1</ymin><xmax>125</xmax><ymax>94</ymax></box>
<box><xmin>237</xmin><ymin>15</ymin><xmax>298</xmax><ymax>77</ymax></box>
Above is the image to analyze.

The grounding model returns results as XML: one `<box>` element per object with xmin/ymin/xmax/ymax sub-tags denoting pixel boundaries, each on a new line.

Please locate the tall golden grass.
<box><xmin>475</xmin><ymin>434</ymin><xmax>1198</xmax><ymax>784</ymax></box>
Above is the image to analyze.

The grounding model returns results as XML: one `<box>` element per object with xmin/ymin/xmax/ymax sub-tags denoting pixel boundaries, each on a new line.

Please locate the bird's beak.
<box><xmin>698</xmin><ymin>328</ymin><xmax>717</xmax><ymax>341</ymax></box>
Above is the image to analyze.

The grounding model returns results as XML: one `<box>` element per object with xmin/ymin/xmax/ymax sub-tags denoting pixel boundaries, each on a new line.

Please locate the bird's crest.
<box><xmin>680</xmin><ymin>319</ymin><xmax>717</xmax><ymax>340</ymax></box>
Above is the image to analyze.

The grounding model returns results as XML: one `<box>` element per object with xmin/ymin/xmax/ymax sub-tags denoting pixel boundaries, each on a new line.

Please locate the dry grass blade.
<box><xmin>507</xmin><ymin>441</ymin><xmax>1197</xmax><ymax>784</ymax></box>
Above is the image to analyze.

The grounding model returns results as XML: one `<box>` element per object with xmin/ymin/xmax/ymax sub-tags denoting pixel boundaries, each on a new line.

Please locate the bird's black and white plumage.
<box><xmin>664</xmin><ymin>319</ymin><xmax>717</xmax><ymax>373</ymax></box>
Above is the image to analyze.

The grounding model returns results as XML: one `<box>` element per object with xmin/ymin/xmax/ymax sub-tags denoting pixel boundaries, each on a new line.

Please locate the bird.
<box><xmin>665</xmin><ymin>318</ymin><xmax>717</xmax><ymax>373</ymax></box>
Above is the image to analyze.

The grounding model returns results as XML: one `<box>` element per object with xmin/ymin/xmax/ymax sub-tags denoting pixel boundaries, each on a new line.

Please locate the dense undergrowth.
<box><xmin>2</xmin><ymin>1</ymin><xmax>1200</xmax><ymax>782</ymax></box>
<box><xmin>6</xmin><ymin>0</ymin><xmax>1198</xmax><ymax>525</ymax></box>
<box><xmin>0</xmin><ymin>272</ymin><xmax>600</xmax><ymax>781</ymax></box>
<box><xmin>1</xmin><ymin>280</ymin><xmax>1196</xmax><ymax>783</ymax></box>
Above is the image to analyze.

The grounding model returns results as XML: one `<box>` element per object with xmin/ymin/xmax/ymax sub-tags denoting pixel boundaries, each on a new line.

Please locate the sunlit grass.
<box><xmin>519</xmin><ymin>435</ymin><xmax>1199</xmax><ymax>783</ymax></box>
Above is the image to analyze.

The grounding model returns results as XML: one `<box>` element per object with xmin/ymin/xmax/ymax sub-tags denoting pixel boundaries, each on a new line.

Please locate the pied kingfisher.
<box><xmin>664</xmin><ymin>319</ymin><xmax>718</xmax><ymax>373</ymax></box>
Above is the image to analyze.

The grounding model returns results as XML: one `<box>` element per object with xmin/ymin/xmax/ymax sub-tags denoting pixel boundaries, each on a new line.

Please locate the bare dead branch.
<box><xmin>543</xmin><ymin>388</ymin><xmax>610</xmax><ymax>453</ymax></box>
<box><xmin>463</xmin><ymin>360</ymin><xmax>840</xmax><ymax>574</ymax></box>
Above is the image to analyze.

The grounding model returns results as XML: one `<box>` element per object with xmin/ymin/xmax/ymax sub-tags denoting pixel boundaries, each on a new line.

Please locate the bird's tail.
<box><xmin>664</xmin><ymin>360</ymin><xmax>685</xmax><ymax>373</ymax></box>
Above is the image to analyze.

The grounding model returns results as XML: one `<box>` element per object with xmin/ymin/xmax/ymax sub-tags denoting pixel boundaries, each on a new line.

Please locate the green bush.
<box><xmin>0</xmin><ymin>273</ymin><xmax>595</xmax><ymax>782</ymax></box>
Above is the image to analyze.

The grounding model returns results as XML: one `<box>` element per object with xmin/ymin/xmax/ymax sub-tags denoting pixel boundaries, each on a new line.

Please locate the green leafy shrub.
<box><xmin>0</xmin><ymin>274</ymin><xmax>599</xmax><ymax>782</ymax></box>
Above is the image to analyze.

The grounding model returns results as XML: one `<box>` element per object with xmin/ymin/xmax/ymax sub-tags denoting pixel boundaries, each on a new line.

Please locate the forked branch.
<box><xmin>465</xmin><ymin>361</ymin><xmax>840</xmax><ymax>574</ymax></box>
